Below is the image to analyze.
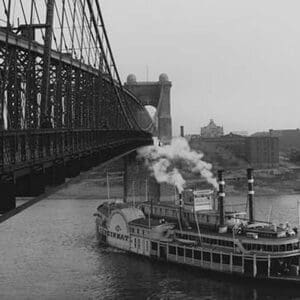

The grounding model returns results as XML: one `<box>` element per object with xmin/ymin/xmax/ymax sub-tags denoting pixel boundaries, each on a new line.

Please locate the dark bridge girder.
<box><xmin>0</xmin><ymin>129</ymin><xmax>152</xmax><ymax>213</ymax></box>
<box><xmin>0</xmin><ymin>0</ymin><xmax>155</xmax><ymax>213</ymax></box>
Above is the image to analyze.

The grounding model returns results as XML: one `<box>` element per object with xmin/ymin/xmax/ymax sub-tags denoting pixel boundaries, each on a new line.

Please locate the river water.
<box><xmin>1</xmin><ymin>172</ymin><xmax>300</xmax><ymax>299</ymax></box>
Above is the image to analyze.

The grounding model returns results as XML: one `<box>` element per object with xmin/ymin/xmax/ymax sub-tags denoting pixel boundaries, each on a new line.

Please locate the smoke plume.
<box><xmin>137</xmin><ymin>137</ymin><xmax>218</xmax><ymax>192</ymax></box>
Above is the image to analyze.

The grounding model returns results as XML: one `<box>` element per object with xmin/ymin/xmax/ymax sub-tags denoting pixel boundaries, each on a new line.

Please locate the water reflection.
<box><xmin>0</xmin><ymin>193</ymin><xmax>300</xmax><ymax>299</ymax></box>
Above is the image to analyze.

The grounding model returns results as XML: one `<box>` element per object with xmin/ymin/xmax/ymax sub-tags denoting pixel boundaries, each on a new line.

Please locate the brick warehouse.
<box><xmin>189</xmin><ymin>133</ymin><xmax>279</xmax><ymax>169</ymax></box>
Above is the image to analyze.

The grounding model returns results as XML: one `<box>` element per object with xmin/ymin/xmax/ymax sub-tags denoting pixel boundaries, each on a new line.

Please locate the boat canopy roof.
<box><xmin>117</xmin><ymin>207</ymin><xmax>145</xmax><ymax>223</ymax></box>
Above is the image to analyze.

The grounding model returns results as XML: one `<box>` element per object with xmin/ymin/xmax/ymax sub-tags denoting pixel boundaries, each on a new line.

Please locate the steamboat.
<box><xmin>95</xmin><ymin>168</ymin><xmax>300</xmax><ymax>283</ymax></box>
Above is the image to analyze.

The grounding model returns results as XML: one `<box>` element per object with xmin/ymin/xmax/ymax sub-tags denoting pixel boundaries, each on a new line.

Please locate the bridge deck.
<box><xmin>0</xmin><ymin>30</ymin><xmax>99</xmax><ymax>76</ymax></box>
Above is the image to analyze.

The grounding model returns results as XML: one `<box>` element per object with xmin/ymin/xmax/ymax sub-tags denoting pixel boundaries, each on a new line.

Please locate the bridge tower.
<box><xmin>125</xmin><ymin>74</ymin><xmax>172</xmax><ymax>144</ymax></box>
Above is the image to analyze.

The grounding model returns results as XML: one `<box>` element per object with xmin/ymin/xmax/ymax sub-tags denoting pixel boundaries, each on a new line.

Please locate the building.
<box><xmin>201</xmin><ymin>119</ymin><xmax>224</xmax><ymax>138</ymax></box>
<box><xmin>253</xmin><ymin>129</ymin><xmax>300</xmax><ymax>151</ymax></box>
<box><xmin>269</xmin><ymin>129</ymin><xmax>300</xmax><ymax>151</ymax></box>
<box><xmin>189</xmin><ymin>134</ymin><xmax>279</xmax><ymax>169</ymax></box>
<box><xmin>245</xmin><ymin>136</ymin><xmax>279</xmax><ymax>169</ymax></box>
<box><xmin>190</xmin><ymin>133</ymin><xmax>246</xmax><ymax>157</ymax></box>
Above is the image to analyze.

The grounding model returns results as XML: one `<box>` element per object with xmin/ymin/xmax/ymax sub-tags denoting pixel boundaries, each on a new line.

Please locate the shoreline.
<box><xmin>226</xmin><ymin>186</ymin><xmax>300</xmax><ymax>197</ymax></box>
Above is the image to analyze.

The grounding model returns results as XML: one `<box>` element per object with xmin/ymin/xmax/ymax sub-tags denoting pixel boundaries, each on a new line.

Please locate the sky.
<box><xmin>100</xmin><ymin>0</ymin><xmax>300</xmax><ymax>135</ymax></box>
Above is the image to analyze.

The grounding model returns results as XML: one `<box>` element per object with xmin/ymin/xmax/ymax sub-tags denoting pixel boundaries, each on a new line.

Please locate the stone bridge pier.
<box><xmin>106</xmin><ymin>151</ymin><xmax>175</xmax><ymax>204</ymax></box>
<box><xmin>123</xmin><ymin>151</ymin><xmax>160</xmax><ymax>203</ymax></box>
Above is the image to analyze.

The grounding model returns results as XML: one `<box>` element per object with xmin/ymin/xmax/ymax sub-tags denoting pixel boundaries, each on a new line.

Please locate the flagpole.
<box><xmin>297</xmin><ymin>200</ymin><xmax>300</xmax><ymax>228</ymax></box>
<box><xmin>146</xmin><ymin>179</ymin><xmax>151</xmax><ymax>229</ymax></box>
<box><xmin>106</xmin><ymin>172</ymin><xmax>110</xmax><ymax>201</ymax></box>
<box><xmin>267</xmin><ymin>204</ymin><xmax>273</xmax><ymax>224</ymax></box>
<box><xmin>233</xmin><ymin>226</ymin><xmax>235</xmax><ymax>253</ymax></box>
<box><xmin>132</xmin><ymin>181</ymin><xmax>135</xmax><ymax>207</ymax></box>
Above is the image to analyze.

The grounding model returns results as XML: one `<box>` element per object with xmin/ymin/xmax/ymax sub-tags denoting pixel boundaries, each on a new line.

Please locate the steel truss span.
<box><xmin>0</xmin><ymin>0</ymin><xmax>154</xmax><ymax>212</ymax></box>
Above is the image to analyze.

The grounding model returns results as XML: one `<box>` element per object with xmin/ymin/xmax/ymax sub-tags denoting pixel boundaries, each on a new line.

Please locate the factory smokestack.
<box><xmin>180</xmin><ymin>126</ymin><xmax>184</xmax><ymax>137</ymax></box>
<box><xmin>218</xmin><ymin>170</ymin><xmax>225</xmax><ymax>227</ymax></box>
<box><xmin>247</xmin><ymin>168</ymin><xmax>255</xmax><ymax>224</ymax></box>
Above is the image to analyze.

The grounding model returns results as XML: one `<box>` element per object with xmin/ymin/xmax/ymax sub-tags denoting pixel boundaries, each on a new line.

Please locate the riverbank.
<box><xmin>185</xmin><ymin>165</ymin><xmax>300</xmax><ymax>197</ymax></box>
<box><xmin>223</xmin><ymin>167</ymin><xmax>300</xmax><ymax>196</ymax></box>
<box><xmin>225</xmin><ymin>183</ymin><xmax>300</xmax><ymax>196</ymax></box>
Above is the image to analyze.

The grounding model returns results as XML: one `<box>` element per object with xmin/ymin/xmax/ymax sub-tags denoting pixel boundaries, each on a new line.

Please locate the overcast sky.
<box><xmin>100</xmin><ymin>0</ymin><xmax>300</xmax><ymax>135</ymax></box>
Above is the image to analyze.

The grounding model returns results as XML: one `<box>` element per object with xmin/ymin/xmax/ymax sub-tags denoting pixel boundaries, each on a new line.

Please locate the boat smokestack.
<box><xmin>247</xmin><ymin>168</ymin><xmax>255</xmax><ymax>223</ymax></box>
<box><xmin>180</xmin><ymin>126</ymin><xmax>184</xmax><ymax>137</ymax></box>
<box><xmin>179</xmin><ymin>192</ymin><xmax>183</xmax><ymax>208</ymax></box>
<box><xmin>178</xmin><ymin>192</ymin><xmax>183</xmax><ymax>227</ymax></box>
<box><xmin>218</xmin><ymin>170</ymin><xmax>225</xmax><ymax>227</ymax></box>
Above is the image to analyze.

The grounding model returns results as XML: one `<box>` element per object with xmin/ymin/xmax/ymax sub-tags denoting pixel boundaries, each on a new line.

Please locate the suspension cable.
<box><xmin>43</xmin><ymin>0</ymin><xmax>58</xmax><ymax>50</ymax></box>
<box><xmin>54</xmin><ymin>0</ymin><xmax>68</xmax><ymax>53</ymax></box>
<box><xmin>19</xmin><ymin>0</ymin><xmax>28</xmax><ymax>25</ymax></box>
<box><xmin>86</xmin><ymin>0</ymin><xmax>134</xmax><ymax>129</ymax></box>
<box><xmin>78</xmin><ymin>0</ymin><xmax>100</xmax><ymax>66</ymax></box>
<box><xmin>33</xmin><ymin>0</ymin><xmax>45</xmax><ymax>40</ymax></box>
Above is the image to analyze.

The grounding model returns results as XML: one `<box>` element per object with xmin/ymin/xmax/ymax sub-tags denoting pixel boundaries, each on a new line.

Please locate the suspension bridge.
<box><xmin>0</xmin><ymin>0</ymin><xmax>165</xmax><ymax>213</ymax></box>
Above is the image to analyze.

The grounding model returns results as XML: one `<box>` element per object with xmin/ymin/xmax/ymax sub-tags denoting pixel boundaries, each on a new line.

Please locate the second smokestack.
<box><xmin>218</xmin><ymin>170</ymin><xmax>225</xmax><ymax>227</ymax></box>
<box><xmin>247</xmin><ymin>168</ymin><xmax>255</xmax><ymax>224</ymax></box>
<box><xmin>180</xmin><ymin>126</ymin><xmax>184</xmax><ymax>137</ymax></box>
<box><xmin>179</xmin><ymin>192</ymin><xmax>183</xmax><ymax>227</ymax></box>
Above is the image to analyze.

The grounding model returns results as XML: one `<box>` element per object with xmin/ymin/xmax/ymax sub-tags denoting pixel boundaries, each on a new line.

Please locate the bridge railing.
<box><xmin>0</xmin><ymin>129</ymin><xmax>152</xmax><ymax>173</ymax></box>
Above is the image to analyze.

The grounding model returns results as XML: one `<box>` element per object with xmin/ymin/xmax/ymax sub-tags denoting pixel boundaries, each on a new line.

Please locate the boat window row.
<box><xmin>247</xmin><ymin>230</ymin><xmax>277</xmax><ymax>239</ymax></box>
<box><xmin>132</xmin><ymin>237</ymin><xmax>149</xmax><ymax>253</ymax></box>
<box><xmin>130</xmin><ymin>227</ymin><xmax>149</xmax><ymax>236</ymax></box>
<box><xmin>150</xmin><ymin>205</ymin><xmax>211</xmax><ymax>221</ymax></box>
<box><xmin>151</xmin><ymin>242</ymin><xmax>158</xmax><ymax>250</ymax></box>
<box><xmin>144</xmin><ymin>205</ymin><xmax>221</xmax><ymax>227</ymax></box>
<box><xmin>183</xmin><ymin>212</ymin><xmax>219</xmax><ymax>225</ymax></box>
<box><xmin>242</xmin><ymin>242</ymin><xmax>300</xmax><ymax>252</ymax></box>
<box><xmin>176</xmin><ymin>232</ymin><xmax>199</xmax><ymax>241</ymax></box>
<box><xmin>176</xmin><ymin>232</ymin><xmax>234</xmax><ymax>248</ymax></box>
<box><xmin>149</xmin><ymin>205</ymin><xmax>221</xmax><ymax>226</ymax></box>
<box><xmin>152</xmin><ymin>206</ymin><xmax>177</xmax><ymax>218</ymax></box>
<box><xmin>168</xmin><ymin>245</ymin><xmax>242</xmax><ymax>266</ymax></box>
<box><xmin>201</xmin><ymin>237</ymin><xmax>234</xmax><ymax>248</ymax></box>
